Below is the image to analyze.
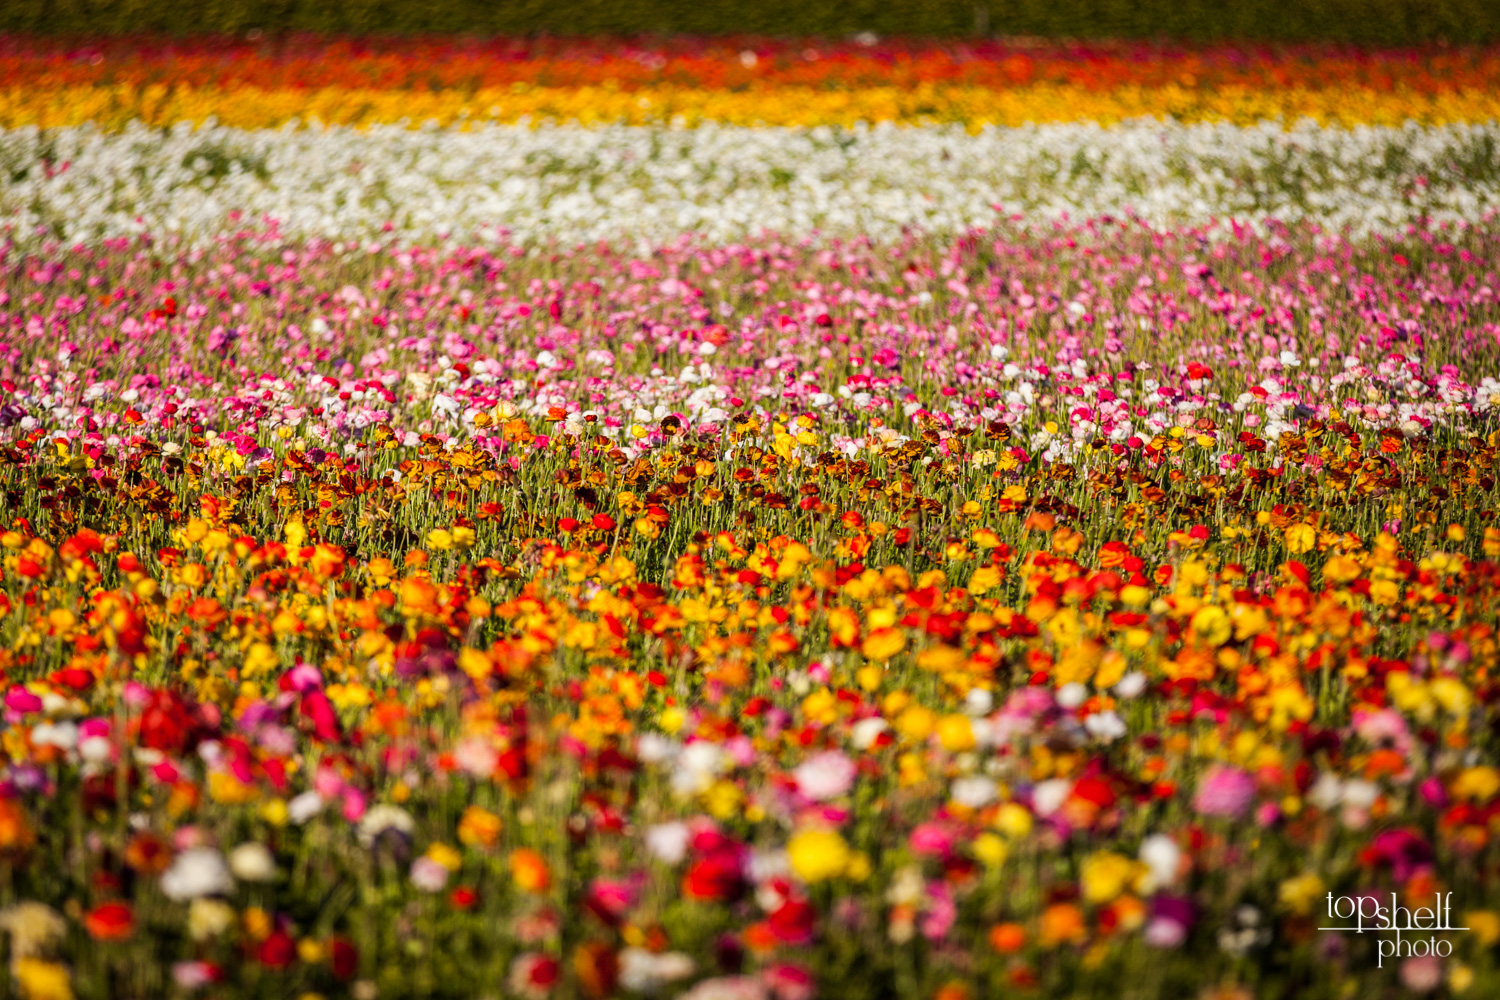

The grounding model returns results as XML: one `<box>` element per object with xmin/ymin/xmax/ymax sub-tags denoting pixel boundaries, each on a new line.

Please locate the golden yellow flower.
<box><xmin>787</xmin><ymin>829</ymin><xmax>850</xmax><ymax>883</ymax></box>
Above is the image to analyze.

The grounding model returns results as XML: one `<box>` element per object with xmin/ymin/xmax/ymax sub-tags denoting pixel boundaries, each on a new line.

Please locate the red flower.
<box><xmin>137</xmin><ymin>689</ymin><xmax>198</xmax><ymax>753</ymax></box>
<box><xmin>682</xmin><ymin>849</ymin><xmax>745</xmax><ymax>903</ymax></box>
<box><xmin>84</xmin><ymin>902</ymin><xmax>134</xmax><ymax>941</ymax></box>
<box><xmin>329</xmin><ymin>937</ymin><xmax>359</xmax><ymax>980</ymax></box>
<box><xmin>257</xmin><ymin>930</ymin><xmax>298</xmax><ymax>969</ymax></box>
<box><xmin>449</xmin><ymin>886</ymin><xmax>480</xmax><ymax>910</ymax></box>
<box><xmin>768</xmin><ymin>898</ymin><xmax>816</xmax><ymax>944</ymax></box>
<box><xmin>299</xmin><ymin>690</ymin><xmax>343</xmax><ymax>742</ymax></box>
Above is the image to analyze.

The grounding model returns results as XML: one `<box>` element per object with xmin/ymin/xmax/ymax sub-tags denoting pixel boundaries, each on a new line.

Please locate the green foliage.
<box><xmin>5</xmin><ymin>0</ymin><xmax>1498</xmax><ymax>45</ymax></box>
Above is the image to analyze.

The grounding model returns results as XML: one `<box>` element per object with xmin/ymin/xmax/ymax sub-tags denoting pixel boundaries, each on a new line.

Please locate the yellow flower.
<box><xmin>1080</xmin><ymin>851</ymin><xmax>1138</xmax><ymax>904</ymax></box>
<box><xmin>1369</xmin><ymin>579</ymin><xmax>1401</xmax><ymax>605</ymax></box>
<box><xmin>967</xmin><ymin>565</ymin><xmax>1003</xmax><ymax>594</ymax></box>
<box><xmin>935</xmin><ymin>714</ymin><xmax>976</xmax><ymax>753</ymax></box>
<box><xmin>426</xmin><ymin>843</ymin><xmax>463</xmax><ymax>871</ymax></box>
<box><xmin>259</xmin><ymin>798</ymin><xmax>290</xmax><ymax>828</ymax></box>
<box><xmin>1278</xmin><ymin>524</ymin><xmax>1314</xmax><ymax>554</ymax></box>
<box><xmin>787</xmin><ymin>829</ymin><xmax>850</xmax><ymax>883</ymax></box>
<box><xmin>658</xmin><ymin>707</ymin><xmax>685</xmax><ymax>734</ymax></box>
<box><xmin>973</xmin><ymin>833</ymin><xmax>1008</xmax><ymax>867</ymax></box>
<box><xmin>1189</xmin><ymin>606</ymin><xmax>1232</xmax><ymax>647</ymax></box>
<box><xmin>243</xmin><ymin>642</ymin><xmax>279</xmax><ymax>678</ymax></box>
<box><xmin>1464</xmin><ymin>910</ymin><xmax>1500</xmax><ymax>947</ymax></box>
<box><xmin>14</xmin><ymin>959</ymin><xmax>71</xmax><ymax>1000</ymax></box>
<box><xmin>242</xmin><ymin>906</ymin><xmax>273</xmax><ymax>942</ymax></box>
<box><xmin>861</xmin><ymin>627</ymin><xmax>906</xmax><ymax>662</ymax></box>
<box><xmin>703</xmin><ymin>779</ymin><xmax>743</xmax><ymax>820</ymax></box>
<box><xmin>895</xmin><ymin>705</ymin><xmax>936</xmax><ymax>742</ymax></box>
<box><xmin>208</xmin><ymin>771</ymin><xmax>260</xmax><ymax>804</ymax></box>
<box><xmin>1277</xmin><ymin>872</ymin><xmax>1326</xmax><ymax>915</ymax></box>
<box><xmin>426</xmin><ymin>528</ymin><xmax>454</xmax><ymax>551</ymax></box>
<box><xmin>1324</xmin><ymin>554</ymin><xmax>1362</xmax><ymax>582</ymax></box>
<box><xmin>995</xmin><ymin>803</ymin><xmax>1033</xmax><ymax>839</ymax></box>
<box><xmin>1452</xmin><ymin>767</ymin><xmax>1500</xmax><ymax>802</ymax></box>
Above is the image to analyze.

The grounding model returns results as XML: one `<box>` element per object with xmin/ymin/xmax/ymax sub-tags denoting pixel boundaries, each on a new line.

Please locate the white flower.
<box><xmin>30</xmin><ymin>721</ymin><xmax>78</xmax><ymax>750</ymax></box>
<box><xmin>1139</xmin><ymin>834</ymin><xmax>1182</xmax><ymax>890</ymax></box>
<box><xmin>0</xmin><ymin>903</ymin><xmax>66</xmax><ymax>958</ymax></box>
<box><xmin>3</xmin><ymin>121</ymin><xmax>1495</xmax><ymax>249</ymax></box>
<box><xmin>1032</xmin><ymin>779</ymin><xmax>1073</xmax><ymax>817</ymax></box>
<box><xmin>1114</xmin><ymin>671</ymin><xmax>1149</xmax><ymax>699</ymax></box>
<box><xmin>1084</xmin><ymin>711</ymin><xmax>1128</xmax><ymax>742</ymax></box>
<box><xmin>287</xmin><ymin>791</ymin><xmax>324</xmax><ymax>824</ymax></box>
<box><xmin>951</xmin><ymin>775</ymin><xmax>999</xmax><ymax>809</ymax></box>
<box><xmin>964</xmin><ymin>688</ymin><xmax>994</xmax><ymax>716</ymax></box>
<box><xmin>792</xmin><ymin>750</ymin><xmax>857</xmax><ymax>801</ymax></box>
<box><xmin>672</xmin><ymin>741</ymin><xmax>727</xmax><ymax>795</ymax></box>
<box><xmin>1056</xmin><ymin>683</ymin><xmax>1089</xmax><ymax>709</ymax></box>
<box><xmin>619</xmin><ymin>947</ymin><xmax>696</xmax><ymax>994</ymax></box>
<box><xmin>357</xmin><ymin>804</ymin><xmax>415</xmax><ymax>847</ymax></box>
<box><xmin>228</xmin><ymin>843</ymin><xmax>277</xmax><ymax>883</ymax></box>
<box><xmin>645</xmin><ymin>822</ymin><xmax>691</xmax><ymax>864</ymax></box>
<box><xmin>409</xmin><ymin>857</ymin><xmax>449</xmax><ymax>892</ymax></box>
<box><xmin>1340</xmin><ymin>779</ymin><xmax>1380</xmax><ymax>810</ymax></box>
<box><xmin>850</xmin><ymin>717</ymin><xmax>889</xmax><ymax>750</ymax></box>
<box><xmin>1308</xmin><ymin>773</ymin><xmax>1344</xmax><ymax>811</ymax></box>
<box><xmin>161</xmin><ymin>848</ymin><xmax>234</xmax><ymax>900</ymax></box>
<box><xmin>679</xmin><ymin>977</ymin><xmax>768</xmax><ymax>1000</ymax></box>
<box><xmin>636</xmin><ymin>734</ymin><xmax>680</xmax><ymax>764</ymax></box>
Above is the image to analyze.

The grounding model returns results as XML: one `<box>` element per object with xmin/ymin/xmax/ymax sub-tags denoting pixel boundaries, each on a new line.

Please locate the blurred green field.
<box><xmin>7</xmin><ymin>0</ymin><xmax>1497</xmax><ymax>45</ymax></box>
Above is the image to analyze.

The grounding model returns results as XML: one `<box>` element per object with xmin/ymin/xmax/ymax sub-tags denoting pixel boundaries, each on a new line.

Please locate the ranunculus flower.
<box><xmin>792</xmin><ymin>750</ymin><xmax>856</xmax><ymax>801</ymax></box>
<box><xmin>84</xmin><ymin>902</ymin><xmax>134</xmax><ymax>941</ymax></box>
<box><xmin>228</xmin><ymin>843</ymin><xmax>277</xmax><ymax>883</ymax></box>
<box><xmin>1193</xmin><ymin>765</ymin><xmax>1256</xmax><ymax>818</ymax></box>
<box><xmin>160</xmin><ymin>848</ymin><xmax>233</xmax><ymax>901</ymax></box>
<box><xmin>786</xmin><ymin>829</ymin><xmax>849</xmax><ymax>884</ymax></box>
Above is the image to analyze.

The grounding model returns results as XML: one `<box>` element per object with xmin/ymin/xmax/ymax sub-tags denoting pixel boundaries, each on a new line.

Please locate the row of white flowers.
<box><xmin>1</xmin><ymin>118</ymin><xmax>1496</xmax><ymax>246</ymax></box>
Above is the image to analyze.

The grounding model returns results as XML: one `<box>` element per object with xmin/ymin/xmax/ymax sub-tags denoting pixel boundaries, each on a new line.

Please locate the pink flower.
<box><xmin>760</xmin><ymin>964</ymin><xmax>816</xmax><ymax>1000</ymax></box>
<box><xmin>1194</xmin><ymin>765</ymin><xmax>1256</xmax><ymax>818</ymax></box>
<box><xmin>909</xmin><ymin>822</ymin><xmax>956</xmax><ymax>858</ymax></box>
<box><xmin>920</xmin><ymin>882</ymin><xmax>957</xmax><ymax>942</ymax></box>
<box><xmin>1399</xmin><ymin>955</ymin><xmax>1443</xmax><ymax>993</ymax></box>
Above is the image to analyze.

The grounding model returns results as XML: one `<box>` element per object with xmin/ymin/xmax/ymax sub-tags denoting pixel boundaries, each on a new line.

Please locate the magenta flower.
<box><xmin>1193</xmin><ymin>765</ymin><xmax>1256</xmax><ymax>818</ymax></box>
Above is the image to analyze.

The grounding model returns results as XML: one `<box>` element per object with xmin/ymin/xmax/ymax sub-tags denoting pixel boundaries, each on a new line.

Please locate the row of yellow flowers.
<box><xmin>6</xmin><ymin>82</ymin><xmax>1499</xmax><ymax>130</ymax></box>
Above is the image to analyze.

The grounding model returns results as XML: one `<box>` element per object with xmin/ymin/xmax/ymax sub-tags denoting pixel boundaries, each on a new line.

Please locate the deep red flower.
<box><xmin>257</xmin><ymin>930</ymin><xmax>298</xmax><ymax>969</ymax></box>
<box><xmin>330</xmin><ymin>937</ymin><xmax>359</xmax><ymax>979</ymax></box>
<box><xmin>84</xmin><ymin>902</ymin><xmax>134</xmax><ymax>941</ymax></box>
<box><xmin>682</xmin><ymin>848</ymin><xmax>745</xmax><ymax>903</ymax></box>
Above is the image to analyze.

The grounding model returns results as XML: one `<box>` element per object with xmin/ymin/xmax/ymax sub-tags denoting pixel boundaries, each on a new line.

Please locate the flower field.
<box><xmin>5</xmin><ymin>38</ymin><xmax>1500</xmax><ymax>129</ymax></box>
<box><xmin>3</xmin><ymin>35</ymin><xmax>1500</xmax><ymax>1000</ymax></box>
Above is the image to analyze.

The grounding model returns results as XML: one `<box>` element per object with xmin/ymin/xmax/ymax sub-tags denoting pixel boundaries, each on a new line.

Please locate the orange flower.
<box><xmin>572</xmin><ymin>942</ymin><xmax>618</xmax><ymax>1000</ymax></box>
<box><xmin>1038</xmin><ymin>902</ymin><xmax>1087</xmax><ymax>948</ymax></box>
<box><xmin>509</xmin><ymin>849</ymin><xmax>552</xmax><ymax>893</ymax></box>
<box><xmin>989</xmin><ymin>922</ymin><xmax>1027</xmax><ymax>953</ymax></box>
<box><xmin>0</xmin><ymin>799</ymin><xmax>34</xmax><ymax>852</ymax></box>
<box><xmin>457</xmin><ymin>806</ymin><xmax>503</xmax><ymax>850</ymax></box>
<box><xmin>185</xmin><ymin>597</ymin><xmax>227</xmax><ymax>628</ymax></box>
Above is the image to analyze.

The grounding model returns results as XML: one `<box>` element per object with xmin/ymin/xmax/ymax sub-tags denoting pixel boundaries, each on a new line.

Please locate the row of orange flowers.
<box><xmin>7</xmin><ymin>37</ymin><xmax>1500</xmax><ymax>93</ymax></box>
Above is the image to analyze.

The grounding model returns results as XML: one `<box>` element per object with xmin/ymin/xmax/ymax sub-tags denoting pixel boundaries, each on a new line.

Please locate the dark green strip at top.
<box><xmin>15</xmin><ymin>0</ymin><xmax>1500</xmax><ymax>45</ymax></box>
